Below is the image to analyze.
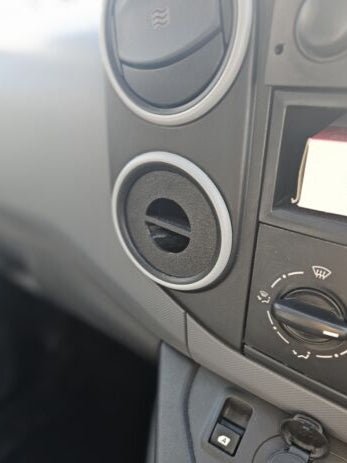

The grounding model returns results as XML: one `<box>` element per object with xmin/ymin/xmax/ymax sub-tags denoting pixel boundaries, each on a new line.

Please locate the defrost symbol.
<box><xmin>312</xmin><ymin>266</ymin><xmax>332</xmax><ymax>281</ymax></box>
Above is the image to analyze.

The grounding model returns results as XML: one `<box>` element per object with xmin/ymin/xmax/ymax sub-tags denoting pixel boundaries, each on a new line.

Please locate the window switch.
<box><xmin>210</xmin><ymin>423</ymin><xmax>242</xmax><ymax>456</ymax></box>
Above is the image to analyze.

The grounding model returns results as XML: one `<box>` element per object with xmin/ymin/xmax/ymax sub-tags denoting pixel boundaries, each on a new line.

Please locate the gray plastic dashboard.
<box><xmin>1</xmin><ymin>0</ymin><xmax>347</xmax><ymax>449</ymax></box>
<box><xmin>0</xmin><ymin>0</ymin><xmax>186</xmax><ymax>358</ymax></box>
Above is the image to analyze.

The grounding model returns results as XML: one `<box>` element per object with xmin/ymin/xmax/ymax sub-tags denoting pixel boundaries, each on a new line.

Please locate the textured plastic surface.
<box><xmin>189</xmin><ymin>368</ymin><xmax>286</xmax><ymax>463</ymax></box>
<box><xmin>246</xmin><ymin>225</ymin><xmax>347</xmax><ymax>396</ymax></box>
<box><xmin>245</xmin><ymin>346</ymin><xmax>347</xmax><ymax>409</ymax></box>
<box><xmin>154</xmin><ymin>345</ymin><xmax>347</xmax><ymax>462</ymax></box>
<box><xmin>154</xmin><ymin>345</ymin><xmax>196</xmax><ymax>463</ymax></box>
<box><xmin>0</xmin><ymin>1</ymin><xmax>188</xmax><ymax>358</ymax></box>
<box><xmin>254</xmin><ymin>437</ymin><xmax>346</xmax><ymax>463</ymax></box>
<box><xmin>3</xmin><ymin>3</ymin><xmax>347</xmax><ymax>457</ymax></box>
<box><xmin>266</xmin><ymin>0</ymin><xmax>347</xmax><ymax>88</ymax></box>
<box><xmin>152</xmin><ymin>345</ymin><xmax>286</xmax><ymax>463</ymax></box>
<box><xmin>296</xmin><ymin>0</ymin><xmax>347</xmax><ymax>61</ymax></box>
<box><xmin>187</xmin><ymin>315</ymin><xmax>347</xmax><ymax>443</ymax></box>
<box><xmin>268</xmin><ymin>451</ymin><xmax>308</xmax><ymax>463</ymax></box>
<box><xmin>101</xmin><ymin>0</ymin><xmax>253</xmax><ymax>124</ymax></box>
<box><xmin>115</xmin><ymin>0</ymin><xmax>221</xmax><ymax>66</ymax></box>
<box><xmin>122</xmin><ymin>33</ymin><xmax>224</xmax><ymax>107</ymax></box>
<box><xmin>105</xmin><ymin>0</ymin><xmax>229</xmax><ymax>110</ymax></box>
<box><xmin>106</xmin><ymin>0</ymin><xmax>262</xmax><ymax>342</ymax></box>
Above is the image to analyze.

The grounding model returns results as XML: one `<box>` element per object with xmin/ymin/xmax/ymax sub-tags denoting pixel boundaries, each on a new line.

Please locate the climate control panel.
<box><xmin>246</xmin><ymin>225</ymin><xmax>347</xmax><ymax>396</ymax></box>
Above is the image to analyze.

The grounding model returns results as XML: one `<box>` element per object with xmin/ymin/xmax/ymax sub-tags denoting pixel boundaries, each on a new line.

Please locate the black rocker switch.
<box><xmin>210</xmin><ymin>420</ymin><xmax>244</xmax><ymax>457</ymax></box>
<box><xmin>210</xmin><ymin>397</ymin><xmax>251</xmax><ymax>456</ymax></box>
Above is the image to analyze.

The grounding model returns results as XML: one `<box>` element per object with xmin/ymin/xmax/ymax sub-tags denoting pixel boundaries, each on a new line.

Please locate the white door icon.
<box><xmin>217</xmin><ymin>435</ymin><xmax>231</xmax><ymax>447</ymax></box>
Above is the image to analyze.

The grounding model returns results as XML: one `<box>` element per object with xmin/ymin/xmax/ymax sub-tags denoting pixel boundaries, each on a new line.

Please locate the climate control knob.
<box><xmin>272</xmin><ymin>289</ymin><xmax>347</xmax><ymax>344</ymax></box>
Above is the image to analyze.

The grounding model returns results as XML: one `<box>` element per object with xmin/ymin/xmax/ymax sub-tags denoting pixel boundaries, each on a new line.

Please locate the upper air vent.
<box><xmin>101</xmin><ymin>0</ymin><xmax>253</xmax><ymax>125</ymax></box>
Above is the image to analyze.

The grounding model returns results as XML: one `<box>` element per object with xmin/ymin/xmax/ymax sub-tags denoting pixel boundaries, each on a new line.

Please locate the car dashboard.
<box><xmin>1</xmin><ymin>1</ymin><xmax>347</xmax><ymax>461</ymax></box>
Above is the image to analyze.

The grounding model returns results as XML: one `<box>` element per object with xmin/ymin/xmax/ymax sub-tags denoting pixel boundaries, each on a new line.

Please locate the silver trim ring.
<box><xmin>111</xmin><ymin>152</ymin><xmax>233</xmax><ymax>291</ymax></box>
<box><xmin>100</xmin><ymin>0</ymin><xmax>253</xmax><ymax>126</ymax></box>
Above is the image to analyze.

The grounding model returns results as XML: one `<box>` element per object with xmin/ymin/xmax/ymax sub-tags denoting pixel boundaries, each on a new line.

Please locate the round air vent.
<box><xmin>111</xmin><ymin>152</ymin><xmax>233</xmax><ymax>291</ymax></box>
<box><xmin>101</xmin><ymin>0</ymin><xmax>253</xmax><ymax>126</ymax></box>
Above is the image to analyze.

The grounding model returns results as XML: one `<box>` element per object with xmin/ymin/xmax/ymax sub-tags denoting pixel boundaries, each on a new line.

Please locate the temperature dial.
<box><xmin>272</xmin><ymin>289</ymin><xmax>347</xmax><ymax>344</ymax></box>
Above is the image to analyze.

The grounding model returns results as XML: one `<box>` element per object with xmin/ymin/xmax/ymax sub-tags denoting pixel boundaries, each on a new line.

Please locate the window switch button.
<box><xmin>210</xmin><ymin>423</ymin><xmax>242</xmax><ymax>456</ymax></box>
